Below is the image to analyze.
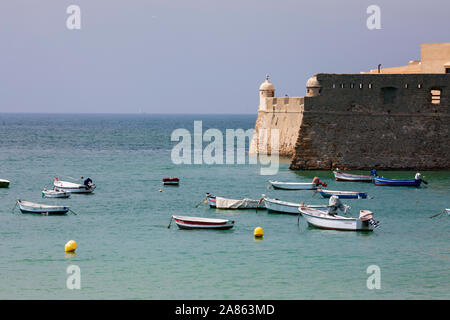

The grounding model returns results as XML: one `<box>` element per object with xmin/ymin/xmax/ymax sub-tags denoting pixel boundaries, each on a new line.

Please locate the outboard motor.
<box><xmin>327</xmin><ymin>195</ymin><xmax>350</xmax><ymax>215</ymax></box>
<box><xmin>312</xmin><ymin>177</ymin><xmax>328</xmax><ymax>188</ymax></box>
<box><xmin>359</xmin><ymin>210</ymin><xmax>380</xmax><ymax>228</ymax></box>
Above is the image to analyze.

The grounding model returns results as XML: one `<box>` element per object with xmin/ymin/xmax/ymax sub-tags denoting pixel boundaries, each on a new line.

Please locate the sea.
<box><xmin>0</xmin><ymin>113</ymin><xmax>448</xmax><ymax>299</ymax></box>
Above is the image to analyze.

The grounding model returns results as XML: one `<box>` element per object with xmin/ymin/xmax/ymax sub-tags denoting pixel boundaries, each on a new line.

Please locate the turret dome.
<box><xmin>306</xmin><ymin>76</ymin><xmax>321</xmax><ymax>88</ymax></box>
<box><xmin>259</xmin><ymin>75</ymin><xmax>275</xmax><ymax>91</ymax></box>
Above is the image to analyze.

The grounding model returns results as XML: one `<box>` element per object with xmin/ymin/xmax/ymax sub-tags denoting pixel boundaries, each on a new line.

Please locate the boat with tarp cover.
<box><xmin>206</xmin><ymin>194</ymin><xmax>265</xmax><ymax>209</ymax></box>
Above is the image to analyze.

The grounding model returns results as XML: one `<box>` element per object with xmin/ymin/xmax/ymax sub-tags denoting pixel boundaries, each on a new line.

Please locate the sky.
<box><xmin>0</xmin><ymin>0</ymin><xmax>449</xmax><ymax>114</ymax></box>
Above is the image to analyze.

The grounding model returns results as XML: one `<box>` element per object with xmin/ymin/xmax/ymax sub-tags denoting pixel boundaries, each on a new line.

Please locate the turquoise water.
<box><xmin>0</xmin><ymin>113</ymin><xmax>448</xmax><ymax>299</ymax></box>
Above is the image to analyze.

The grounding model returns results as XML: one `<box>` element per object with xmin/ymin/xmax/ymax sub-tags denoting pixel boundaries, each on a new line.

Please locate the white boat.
<box><xmin>298</xmin><ymin>207</ymin><xmax>378</xmax><ymax>231</ymax></box>
<box><xmin>16</xmin><ymin>200</ymin><xmax>70</xmax><ymax>215</ymax></box>
<box><xmin>268</xmin><ymin>180</ymin><xmax>317</xmax><ymax>190</ymax></box>
<box><xmin>333</xmin><ymin>171</ymin><xmax>373</xmax><ymax>182</ymax></box>
<box><xmin>169</xmin><ymin>215</ymin><xmax>235</xmax><ymax>230</ymax></box>
<box><xmin>263</xmin><ymin>197</ymin><xmax>326</xmax><ymax>214</ymax></box>
<box><xmin>42</xmin><ymin>188</ymin><xmax>71</xmax><ymax>198</ymax></box>
<box><xmin>54</xmin><ymin>177</ymin><xmax>95</xmax><ymax>193</ymax></box>
<box><xmin>0</xmin><ymin>179</ymin><xmax>10</xmax><ymax>188</ymax></box>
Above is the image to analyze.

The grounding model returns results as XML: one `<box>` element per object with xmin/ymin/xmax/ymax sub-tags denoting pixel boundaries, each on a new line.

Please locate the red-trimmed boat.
<box><xmin>169</xmin><ymin>215</ymin><xmax>235</xmax><ymax>230</ymax></box>
<box><xmin>162</xmin><ymin>177</ymin><xmax>180</xmax><ymax>185</ymax></box>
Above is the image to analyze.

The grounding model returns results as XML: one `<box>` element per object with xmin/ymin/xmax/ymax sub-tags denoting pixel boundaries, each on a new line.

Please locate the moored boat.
<box><xmin>298</xmin><ymin>207</ymin><xmax>377</xmax><ymax>231</ymax></box>
<box><xmin>269</xmin><ymin>181</ymin><xmax>316</xmax><ymax>190</ymax></box>
<box><xmin>373</xmin><ymin>176</ymin><xmax>422</xmax><ymax>187</ymax></box>
<box><xmin>162</xmin><ymin>177</ymin><xmax>180</xmax><ymax>185</ymax></box>
<box><xmin>317</xmin><ymin>189</ymin><xmax>368</xmax><ymax>199</ymax></box>
<box><xmin>16</xmin><ymin>200</ymin><xmax>70</xmax><ymax>215</ymax></box>
<box><xmin>206</xmin><ymin>194</ymin><xmax>265</xmax><ymax>209</ymax></box>
<box><xmin>0</xmin><ymin>179</ymin><xmax>10</xmax><ymax>188</ymax></box>
<box><xmin>333</xmin><ymin>171</ymin><xmax>373</xmax><ymax>182</ymax></box>
<box><xmin>54</xmin><ymin>177</ymin><xmax>96</xmax><ymax>193</ymax></box>
<box><xmin>263</xmin><ymin>197</ymin><xmax>326</xmax><ymax>214</ymax></box>
<box><xmin>169</xmin><ymin>215</ymin><xmax>235</xmax><ymax>230</ymax></box>
<box><xmin>42</xmin><ymin>188</ymin><xmax>71</xmax><ymax>198</ymax></box>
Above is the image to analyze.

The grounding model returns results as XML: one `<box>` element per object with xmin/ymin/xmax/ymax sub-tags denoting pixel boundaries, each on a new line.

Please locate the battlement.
<box><xmin>261</xmin><ymin>97</ymin><xmax>304</xmax><ymax>113</ymax></box>
<box><xmin>305</xmin><ymin>73</ymin><xmax>449</xmax><ymax>114</ymax></box>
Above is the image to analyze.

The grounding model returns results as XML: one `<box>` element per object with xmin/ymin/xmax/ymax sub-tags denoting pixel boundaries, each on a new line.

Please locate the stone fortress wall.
<box><xmin>290</xmin><ymin>73</ymin><xmax>449</xmax><ymax>170</ymax></box>
<box><xmin>250</xmin><ymin>43</ymin><xmax>450</xmax><ymax>170</ymax></box>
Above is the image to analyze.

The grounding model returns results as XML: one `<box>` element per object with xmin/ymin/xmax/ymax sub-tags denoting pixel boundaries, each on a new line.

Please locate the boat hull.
<box><xmin>42</xmin><ymin>190</ymin><xmax>71</xmax><ymax>198</ymax></box>
<box><xmin>18</xmin><ymin>201</ymin><xmax>69</xmax><ymax>215</ymax></box>
<box><xmin>264</xmin><ymin>198</ymin><xmax>327</xmax><ymax>214</ymax></box>
<box><xmin>269</xmin><ymin>180</ymin><xmax>317</xmax><ymax>190</ymax></box>
<box><xmin>299</xmin><ymin>208</ymin><xmax>373</xmax><ymax>231</ymax></box>
<box><xmin>0</xmin><ymin>180</ymin><xmax>10</xmax><ymax>188</ymax></box>
<box><xmin>373</xmin><ymin>177</ymin><xmax>421</xmax><ymax>187</ymax></box>
<box><xmin>162</xmin><ymin>177</ymin><xmax>179</xmax><ymax>185</ymax></box>
<box><xmin>333</xmin><ymin>172</ymin><xmax>373</xmax><ymax>182</ymax></box>
<box><xmin>163</xmin><ymin>181</ymin><xmax>179</xmax><ymax>186</ymax></box>
<box><xmin>172</xmin><ymin>216</ymin><xmax>234</xmax><ymax>230</ymax></box>
<box><xmin>318</xmin><ymin>190</ymin><xmax>368</xmax><ymax>199</ymax></box>
<box><xmin>264</xmin><ymin>198</ymin><xmax>302</xmax><ymax>214</ymax></box>
<box><xmin>54</xmin><ymin>180</ymin><xmax>95</xmax><ymax>193</ymax></box>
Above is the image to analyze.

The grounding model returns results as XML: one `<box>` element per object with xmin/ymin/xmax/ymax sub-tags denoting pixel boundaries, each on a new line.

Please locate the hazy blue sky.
<box><xmin>0</xmin><ymin>0</ymin><xmax>449</xmax><ymax>114</ymax></box>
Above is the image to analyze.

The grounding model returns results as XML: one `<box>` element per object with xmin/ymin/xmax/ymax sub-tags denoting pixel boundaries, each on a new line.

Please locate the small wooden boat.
<box><xmin>317</xmin><ymin>189</ymin><xmax>368</xmax><ymax>199</ymax></box>
<box><xmin>162</xmin><ymin>177</ymin><xmax>180</xmax><ymax>185</ymax></box>
<box><xmin>206</xmin><ymin>194</ymin><xmax>265</xmax><ymax>209</ymax></box>
<box><xmin>269</xmin><ymin>180</ymin><xmax>317</xmax><ymax>190</ymax></box>
<box><xmin>16</xmin><ymin>200</ymin><xmax>70</xmax><ymax>215</ymax></box>
<box><xmin>373</xmin><ymin>176</ymin><xmax>422</xmax><ymax>187</ymax></box>
<box><xmin>54</xmin><ymin>177</ymin><xmax>95</xmax><ymax>193</ymax></box>
<box><xmin>263</xmin><ymin>197</ymin><xmax>326</xmax><ymax>214</ymax></box>
<box><xmin>169</xmin><ymin>215</ymin><xmax>235</xmax><ymax>230</ymax></box>
<box><xmin>298</xmin><ymin>207</ymin><xmax>378</xmax><ymax>231</ymax></box>
<box><xmin>42</xmin><ymin>188</ymin><xmax>71</xmax><ymax>198</ymax></box>
<box><xmin>0</xmin><ymin>179</ymin><xmax>10</xmax><ymax>188</ymax></box>
<box><xmin>333</xmin><ymin>171</ymin><xmax>373</xmax><ymax>182</ymax></box>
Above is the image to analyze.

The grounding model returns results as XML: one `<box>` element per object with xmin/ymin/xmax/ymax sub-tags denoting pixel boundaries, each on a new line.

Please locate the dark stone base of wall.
<box><xmin>289</xmin><ymin>111</ymin><xmax>450</xmax><ymax>171</ymax></box>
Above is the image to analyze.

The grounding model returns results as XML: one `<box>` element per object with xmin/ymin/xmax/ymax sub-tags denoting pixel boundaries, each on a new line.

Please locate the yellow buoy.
<box><xmin>65</xmin><ymin>240</ymin><xmax>77</xmax><ymax>253</ymax></box>
<box><xmin>159</xmin><ymin>189</ymin><xmax>163</xmax><ymax>192</ymax></box>
<box><xmin>254</xmin><ymin>227</ymin><xmax>264</xmax><ymax>238</ymax></box>
<box><xmin>204</xmin><ymin>200</ymin><xmax>208</xmax><ymax>204</ymax></box>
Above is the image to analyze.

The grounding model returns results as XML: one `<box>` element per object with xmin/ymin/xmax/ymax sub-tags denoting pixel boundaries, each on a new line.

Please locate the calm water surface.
<box><xmin>0</xmin><ymin>114</ymin><xmax>448</xmax><ymax>299</ymax></box>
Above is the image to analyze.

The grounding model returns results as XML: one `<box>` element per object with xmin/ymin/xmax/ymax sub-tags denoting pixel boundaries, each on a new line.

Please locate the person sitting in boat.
<box><xmin>82</xmin><ymin>177</ymin><xmax>93</xmax><ymax>189</ymax></box>
<box><xmin>370</xmin><ymin>169</ymin><xmax>378</xmax><ymax>176</ymax></box>
<box><xmin>312</xmin><ymin>177</ymin><xmax>327</xmax><ymax>188</ymax></box>
<box><xmin>327</xmin><ymin>196</ymin><xmax>350</xmax><ymax>216</ymax></box>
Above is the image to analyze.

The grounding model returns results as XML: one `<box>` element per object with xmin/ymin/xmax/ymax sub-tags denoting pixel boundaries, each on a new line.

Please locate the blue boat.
<box><xmin>317</xmin><ymin>189</ymin><xmax>368</xmax><ymax>199</ymax></box>
<box><xmin>373</xmin><ymin>176</ymin><xmax>422</xmax><ymax>187</ymax></box>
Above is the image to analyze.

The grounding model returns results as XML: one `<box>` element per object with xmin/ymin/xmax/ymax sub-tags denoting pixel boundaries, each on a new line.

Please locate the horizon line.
<box><xmin>0</xmin><ymin>112</ymin><xmax>257</xmax><ymax>116</ymax></box>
